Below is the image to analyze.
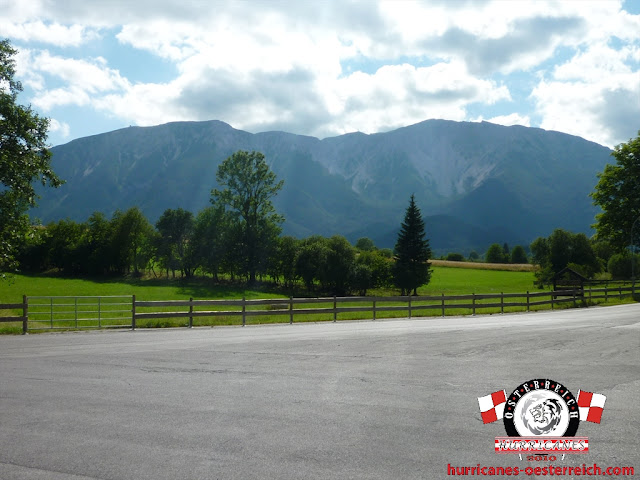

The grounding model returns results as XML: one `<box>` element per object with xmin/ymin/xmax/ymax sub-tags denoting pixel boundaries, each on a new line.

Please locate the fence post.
<box><xmin>526</xmin><ymin>291</ymin><xmax>530</xmax><ymax>312</ymax></box>
<box><xmin>333</xmin><ymin>296</ymin><xmax>337</xmax><ymax>322</ymax></box>
<box><xmin>373</xmin><ymin>299</ymin><xmax>376</xmax><ymax>321</ymax></box>
<box><xmin>22</xmin><ymin>295</ymin><xmax>28</xmax><ymax>335</ymax></box>
<box><xmin>472</xmin><ymin>293</ymin><xmax>475</xmax><ymax>316</ymax></box>
<box><xmin>573</xmin><ymin>290</ymin><xmax>577</xmax><ymax>308</ymax></box>
<box><xmin>131</xmin><ymin>295</ymin><xmax>136</xmax><ymax>330</ymax></box>
<box><xmin>242</xmin><ymin>296</ymin><xmax>246</xmax><ymax>327</ymax></box>
<box><xmin>551</xmin><ymin>291</ymin><xmax>554</xmax><ymax>310</ymax></box>
<box><xmin>605</xmin><ymin>287</ymin><xmax>608</xmax><ymax>302</ymax></box>
<box><xmin>441</xmin><ymin>293</ymin><xmax>445</xmax><ymax>317</ymax></box>
<box><xmin>189</xmin><ymin>297</ymin><xmax>193</xmax><ymax>328</ymax></box>
<box><xmin>619</xmin><ymin>285</ymin><xmax>622</xmax><ymax>300</ymax></box>
<box><xmin>289</xmin><ymin>296</ymin><xmax>293</xmax><ymax>324</ymax></box>
<box><xmin>408</xmin><ymin>295</ymin><xmax>412</xmax><ymax>319</ymax></box>
<box><xmin>501</xmin><ymin>292</ymin><xmax>504</xmax><ymax>314</ymax></box>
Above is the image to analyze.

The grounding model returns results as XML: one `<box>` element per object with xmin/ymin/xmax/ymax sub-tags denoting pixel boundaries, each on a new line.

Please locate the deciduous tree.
<box><xmin>0</xmin><ymin>39</ymin><xmax>62</xmax><ymax>273</ymax></box>
<box><xmin>591</xmin><ymin>131</ymin><xmax>640</xmax><ymax>250</ymax></box>
<box><xmin>211</xmin><ymin>150</ymin><xmax>284</xmax><ymax>284</ymax></box>
<box><xmin>485</xmin><ymin>243</ymin><xmax>507</xmax><ymax>263</ymax></box>
<box><xmin>510</xmin><ymin>245</ymin><xmax>528</xmax><ymax>264</ymax></box>
<box><xmin>156</xmin><ymin>208</ymin><xmax>195</xmax><ymax>278</ymax></box>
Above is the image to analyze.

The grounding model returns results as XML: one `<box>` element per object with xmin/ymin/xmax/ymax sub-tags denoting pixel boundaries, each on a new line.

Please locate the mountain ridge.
<box><xmin>32</xmin><ymin>119</ymin><xmax>612</xmax><ymax>252</ymax></box>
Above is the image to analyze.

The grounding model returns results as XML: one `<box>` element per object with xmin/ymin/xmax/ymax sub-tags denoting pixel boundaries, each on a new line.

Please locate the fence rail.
<box><xmin>132</xmin><ymin>284</ymin><xmax>637</xmax><ymax>328</ymax></box>
<box><xmin>2</xmin><ymin>283</ymin><xmax>636</xmax><ymax>333</ymax></box>
<box><xmin>27</xmin><ymin>296</ymin><xmax>133</xmax><ymax>332</ymax></box>
<box><xmin>0</xmin><ymin>295</ymin><xmax>28</xmax><ymax>334</ymax></box>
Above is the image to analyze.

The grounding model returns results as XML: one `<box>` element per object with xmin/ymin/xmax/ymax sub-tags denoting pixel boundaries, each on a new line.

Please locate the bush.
<box><xmin>485</xmin><ymin>243</ymin><xmax>507</xmax><ymax>263</ymax></box>
<box><xmin>607</xmin><ymin>253</ymin><xmax>640</xmax><ymax>279</ymax></box>
<box><xmin>510</xmin><ymin>245</ymin><xmax>528</xmax><ymax>264</ymax></box>
<box><xmin>446</xmin><ymin>252</ymin><xmax>465</xmax><ymax>262</ymax></box>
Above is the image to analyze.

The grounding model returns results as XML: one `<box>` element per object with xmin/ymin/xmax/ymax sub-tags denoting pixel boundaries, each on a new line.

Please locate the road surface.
<box><xmin>0</xmin><ymin>304</ymin><xmax>638</xmax><ymax>479</ymax></box>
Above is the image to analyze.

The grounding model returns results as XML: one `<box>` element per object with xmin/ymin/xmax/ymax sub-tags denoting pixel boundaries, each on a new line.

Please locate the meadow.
<box><xmin>1</xmin><ymin>266</ymin><xmax>541</xmax><ymax>304</ymax></box>
<box><xmin>0</xmin><ymin>266</ymin><xmax>633</xmax><ymax>334</ymax></box>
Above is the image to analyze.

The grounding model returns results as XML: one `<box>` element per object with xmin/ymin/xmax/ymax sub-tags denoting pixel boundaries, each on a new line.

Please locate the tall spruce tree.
<box><xmin>393</xmin><ymin>194</ymin><xmax>432</xmax><ymax>295</ymax></box>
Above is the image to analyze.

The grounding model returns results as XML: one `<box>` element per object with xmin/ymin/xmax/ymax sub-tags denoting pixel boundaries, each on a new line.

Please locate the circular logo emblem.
<box><xmin>503</xmin><ymin>379</ymin><xmax>580</xmax><ymax>437</ymax></box>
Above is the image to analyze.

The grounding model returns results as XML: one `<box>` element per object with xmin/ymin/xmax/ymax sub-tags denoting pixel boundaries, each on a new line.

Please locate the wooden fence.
<box><xmin>0</xmin><ymin>295</ymin><xmax>28</xmax><ymax>334</ymax></box>
<box><xmin>1</xmin><ymin>283</ymin><xmax>636</xmax><ymax>333</ymax></box>
<box><xmin>133</xmin><ymin>284</ymin><xmax>638</xmax><ymax>328</ymax></box>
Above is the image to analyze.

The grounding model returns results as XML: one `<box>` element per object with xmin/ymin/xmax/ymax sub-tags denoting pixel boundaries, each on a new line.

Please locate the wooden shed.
<box><xmin>552</xmin><ymin>267</ymin><xmax>587</xmax><ymax>295</ymax></box>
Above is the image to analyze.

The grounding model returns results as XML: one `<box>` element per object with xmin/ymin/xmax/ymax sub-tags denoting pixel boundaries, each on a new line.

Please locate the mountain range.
<box><xmin>31</xmin><ymin>119</ymin><xmax>613</xmax><ymax>253</ymax></box>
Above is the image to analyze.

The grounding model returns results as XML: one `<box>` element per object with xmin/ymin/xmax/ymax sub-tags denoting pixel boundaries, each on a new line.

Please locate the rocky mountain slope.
<box><xmin>32</xmin><ymin>119</ymin><xmax>612</xmax><ymax>251</ymax></box>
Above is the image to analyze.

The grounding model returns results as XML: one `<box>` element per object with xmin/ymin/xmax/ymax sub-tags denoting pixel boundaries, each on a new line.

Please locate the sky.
<box><xmin>2</xmin><ymin>0</ymin><xmax>639</xmax><ymax>148</ymax></box>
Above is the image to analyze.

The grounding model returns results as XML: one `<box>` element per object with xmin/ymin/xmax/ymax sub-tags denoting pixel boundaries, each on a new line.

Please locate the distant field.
<box><xmin>419</xmin><ymin>265</ymin><xmax>539</xmax><ymax>295</ymax></box>
<box><xmin>430</xmin><ymin>259</ymin><xmax>536</xmax><ymax>271</ymax></box>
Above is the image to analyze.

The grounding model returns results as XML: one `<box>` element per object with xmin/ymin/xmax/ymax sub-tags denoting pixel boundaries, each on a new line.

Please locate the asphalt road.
<box><xmin>0</xmin><ymin>304</ymin><xmax>638</xmax><ymax>479</ymax></box>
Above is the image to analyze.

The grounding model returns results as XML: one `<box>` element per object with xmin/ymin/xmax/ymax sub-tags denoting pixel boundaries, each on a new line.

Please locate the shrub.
<box><xmin>510</xmin><ymin>245</ymin><xmax>528</xmax><ymax>264</ymax></box>
<box><xmin>607</xmin><ymin>253</ymin><xmax>640</xmax><ymax>279</ymax></box>
<box><xmin>485</xmin><ymin>243</ymin><xmax>507</xmax><ymax>263</ymax></box>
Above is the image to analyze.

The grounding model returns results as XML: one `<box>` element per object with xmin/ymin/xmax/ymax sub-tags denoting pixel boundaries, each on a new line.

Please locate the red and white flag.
<box><xmin>577</xmin><ymin>390</ymin><xmax>606</xmax><ymax>423</ymax></box>
<box><xmin>478</xmin><ymin>390</ymin><xmax>507</xmax><ymax>424</ymax></box>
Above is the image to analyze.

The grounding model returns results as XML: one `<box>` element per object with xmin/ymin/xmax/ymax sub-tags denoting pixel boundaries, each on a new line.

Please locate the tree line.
<box><xmin>16</xmin><ymin>148</ymin><xmax>432</xmax><ymax>296</ymax></box>
<box><xmin>17</xmin><ymin>207</ymin><xmax>405</xmax><ymax>296</ymax></box>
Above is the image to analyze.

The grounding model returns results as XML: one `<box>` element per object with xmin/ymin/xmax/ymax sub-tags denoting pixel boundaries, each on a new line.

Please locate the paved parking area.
<box><xmin>1</xmin><ymin>304</ymin><xmax>638</xmax><ymax>479</ymax></box>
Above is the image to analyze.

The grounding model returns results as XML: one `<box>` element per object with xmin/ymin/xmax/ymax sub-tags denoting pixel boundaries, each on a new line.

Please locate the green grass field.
<box><xmin>0</xmin><ymin>268</ymin><xmax>635</xmax><ymax>334</ymax></box>
<box><xmin>1</xmin><ymin>267</ymin><xmax>540</xmax><ymax>303</ymax></box>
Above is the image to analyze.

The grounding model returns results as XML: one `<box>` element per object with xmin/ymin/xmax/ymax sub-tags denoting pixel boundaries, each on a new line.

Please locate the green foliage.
<box><xmin>211</xmin><ymin>150</ymin><xmax>284</xmax><ymax>283</ymax></box>
<box><xmin>45</xmin><ymin>219</ymin><xmax>89</xmax><ymax>274</ymax></box>
<box><xmin>17</xmin><ymin>208</ymin><xmax>155</xmax><ymax>276</ymax></box>
<box><xmin>112</xmin><ymin>207</ymin><xmax>155</xmax><ymax>275</ymax></box>
<box><xmin>0</xmin><ymin>40</ymin><xmax>63</xmax><ymax>273</ymax></box>
<box><xmin>468</xmin><ymin>250</ymin><xmax>480</xmax><ymax>261</ymax></box>
<box><xmin>591</xmin><ymin>131</ymin><xmax>640</xmax><ymax>250</ymax></box>
<box><xmin>607</xmin><ymin>253</ymin><xmax>640</xmax><ymax>280</ymax></box>
<box><xmin>268</xmin><ymin>236</ymin><xmax>300</xmax><ymax>290</ymax></box>
<box><xmin>155</xmin><ymin>208</ymin><xmax>195</xmax><ymax>278</ymax></box>
<box><xmin>295</xmin><ymin>235</ymin><xmax>330</xmax><ymax>292</ymax></box>
<box><xmin>591</xmin><ymin>238</ymin><xmax>616</xmax><ymax>266</ymax></box>
<box><xmin>323</xmin><ymin>235</ymin><xmax>356</xmax><ymax>296</ymax></box>
<box><xmin>86</xmin><ymin>212</ymin><xmax>115</xmax><ymax>275</ymax></box>
<box><xmin>445</xmin><ymin>252</ymin><xmax>465</xmax><ymax>261</ymax></box>
<box><xmin>191</xmin><ymin>205</ymin><xmax>231</xmax><ymax>281</ymax></box>
<box><xmin>355</xmin><ymin>237</ymin><xmax>376</xmax><ymax>251</ymax></box>
<box><xmin>356</xmin><ymin>250</ymin><xmax>393</xmax><ymax>292</ymax></box>
<box><xmin>531</xmin><ymin>228</ymin><xmax>601</xmax><ymax>286</ymax></box>
<box><xmin>485</xmin><ymin>243</ymin><xmax>508</xmax><ymax>263</ymax></box>
<box><xmin>510</xmin><ymin>245</ymin><xmax>528</xmax><ymax>264</ymax></box>
<box><xmin>393</xmin><ymin>195</ymin><xmax>432</xmax><ymax>295</ymax></box>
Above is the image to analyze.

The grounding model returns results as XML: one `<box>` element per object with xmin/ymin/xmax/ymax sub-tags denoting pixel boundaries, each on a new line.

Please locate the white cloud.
<box><xmin>531</xmin><ymin>41</ymin><xmax>640</xmax><ymax>147</ymax></box>
<box><xmin>3</xmin><ymin>0</ymin><xmax>639</xmax><ymax>147</ymax></box>
<box><xmin>16</xmin><ymin>50</ymin><xmax>131</xmax><ymax>111</ymax></box>
<box><xmin>48</xmin><ymin>118</ymin><xmax>70</xmax><ymax>138</ymax></box>
<box><xmin>477</xmin><ymin>113</ymin><xmax>531</xmax><ymax>128</ymax></box>
<box><xmin>321</xmin><ymin>62</ymin><xmax>511</xmax><ymax>136</ymax></box>
<box><xmin>0</xmin><ymin>21</ymin><xmax>93</xmax><ymax>47</ymax></box>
